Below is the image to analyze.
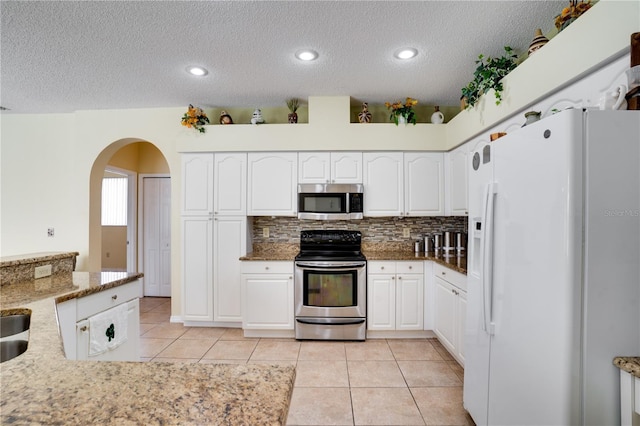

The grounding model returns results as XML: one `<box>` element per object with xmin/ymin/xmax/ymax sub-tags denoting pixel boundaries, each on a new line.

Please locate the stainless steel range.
<box><xmin>294</xmin><ymin>230</ymin><xmax>366</xmax><ymax>340</ymax></box>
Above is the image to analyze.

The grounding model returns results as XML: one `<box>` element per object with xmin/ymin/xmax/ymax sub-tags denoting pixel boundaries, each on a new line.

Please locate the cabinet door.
<box><xmin>213</xmin><ymin>216</ymin><xmax>246</xmax><ymax>323</ymax></box>
<box><xmin>434</xmin><ymin>276</ymin><xmax>456</xmax><ymax>353</ymax></box>
<box><xmin>396</xmin><ymin>274</ymin><xmax>424</xmax><ymax>330</ymax></box>
<box><xmin>330</xmin><ymin>152</ymin><xmax>362</xmax><ymax>183</ymax></box>
<box><xmin>367</xmin><ymin>273</ymin><xmax>396</xmax><ymax>330</ymax></box>
<box><xmin>445</xmin><ymin>143</ymin><xmax>469</xmax><ymax>216</ymax></box>
<box><xmin>214</xmin><ymin>153</ymin><xmax>246</xmax><ymax>216</ymax></box>
<box><xmin>242</xmin><ymin>274</ymin><xmax>293</xmax><ymax>329</ymax></box>
<box><xmin>404</xmin><ymin>152</ymin><xmax>444</xmax><ymax>216</ymax></box>
<box><xmin>182</xmin><ymin>216</ymin><xmax>213</xmax><ymax>321</ymax></box>
<box><xmin>363</xmin><ymin>152</ymin><xmax>403</xmax><ymax>216</ymax></box>
<box><xmin>181</xmin><ymin>153</ymin><xmax>214</xmax><ymax>216</ymax></box>
<box><xmin>247</xmin><ymin>153</ymin><xmax>297</xmax><ymax>216</ymax></box>
<box><xmin>298</xmin><ymin>152</ymin><xmax>330</xmax><ymax>183</ymax></box>
<box><xmin>456</xmin><ymin>290</ymin><xmax>467</xmax><ymax>365</ymax></box>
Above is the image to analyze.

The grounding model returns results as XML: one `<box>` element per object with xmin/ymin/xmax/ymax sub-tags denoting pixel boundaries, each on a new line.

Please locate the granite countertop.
<box><xmin>241</xmin><ymin>243</ymin><xmax>467</xmax><ymax>274</ymax></box>
<box><xmin>613</xmin><ymin>357</ymin><xmax>640</xmax><ymax>378</ymax></box>
<box><xmin>0</xmin><ymin>251</ymin><xmax>79</xmax><ymax>267</ymax></box>
<box><xmin>1</xmin><ymin>272</ymin><xmax>295</xmax><ymax>424</ymax></box>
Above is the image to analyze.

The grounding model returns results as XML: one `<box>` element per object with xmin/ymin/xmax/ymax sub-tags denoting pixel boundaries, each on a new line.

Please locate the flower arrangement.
<box><xmin>461</xmin><ymin>46</ymin><xmax>518</xmax><ymax>109</ymax></box>
<box><xmin>181</xmin><ymin>104</ymin><xmax>210</xmax><ymax>133</ymax></box>
<box><xmin>555</xmin><ymin>0</ymin><xmax>592</xmax><ymax>32</ymax></box>
<box><xmin>385</xmin><ymin>97</ymin><xmax>418</xmax><ymax>125</ymax></box>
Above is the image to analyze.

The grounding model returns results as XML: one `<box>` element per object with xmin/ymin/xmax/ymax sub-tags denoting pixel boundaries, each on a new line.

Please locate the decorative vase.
<box><xmin>528</xmin><ymin>29</ymin><xmax>549</xmax><ymax>56</ymax></box>
<box><xmin>219</xmin><ymin>111</ymin><xmax>233</xmax><ymax>125</ymax></box>
<box><xmin>522</xmin><ymin>111</ymin><xmax>541</xmax><ymax>127</ymax></box>
<box><xmin>430</xmin><ymin>106</ymin><xmax>444</xmax><ymax>124</ymax></box>
<box><xmin>358</xmin><ymin>103</ymin><xmax>372</xmax><ymax>123</ymax></box>
<box><xmin>288</xmin><ymin>112</ymin><xmax>298</xmax><ymax>123</ymax></box>
<box><xmin>397</xmin><ymin>114</ymin><xmax>407</xmax><ymax>125</ymax></box>
<box><xmin>460</xmin><ymin>96</ymin><xmax>468</xmax><ymax>111</ymax></box>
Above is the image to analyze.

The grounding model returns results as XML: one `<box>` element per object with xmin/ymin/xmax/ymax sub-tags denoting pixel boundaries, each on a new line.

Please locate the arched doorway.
<box><xmin>89</xmin><ymin>139</ymin><xmax>171</xmax><ymax>297</ymax></box>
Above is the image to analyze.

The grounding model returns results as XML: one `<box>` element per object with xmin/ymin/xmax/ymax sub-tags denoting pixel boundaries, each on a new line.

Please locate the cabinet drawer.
<box><xmin>367</xmin><ymin>261</ymin><xmax>396</xmax><ymax>274</ymax></box>
<box><xmin>241</xmin><ymin>261</ymin><xmax>293</xmax><ymax>275</ymax></box>
<box><xmin>76</xmin><ymin>280</ymin><xmax>141</xmax><ymax>321</ymax></box>
<box><xmin>434</xmin><ymin>263</ymin><xmax>467</xmax><ymax>292</ymax></box>
<box><xmin>396</xmin><ymin>261</ymin><xmax>424</xmax><ymax>274</ymax></box>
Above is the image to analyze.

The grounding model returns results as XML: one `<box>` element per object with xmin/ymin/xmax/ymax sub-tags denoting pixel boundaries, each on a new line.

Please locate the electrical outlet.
<box><xmin>263</xmin><ymin>227</ymin><xmax>270</xmax><ymax>238</ymax></box>
<box><xmin>403</xmin><ymin>228</ymin><xmax>410</xmax><ymax>238</ymax></box>
<box><xmin>47</xmin><ymin>228</ymin><xmax>55</xmax><ymax>237</ymax></box>
<box><xmin>35</xmin><ymin>265</ymin><xmax>52</xmax><ymax>279</ymax></box>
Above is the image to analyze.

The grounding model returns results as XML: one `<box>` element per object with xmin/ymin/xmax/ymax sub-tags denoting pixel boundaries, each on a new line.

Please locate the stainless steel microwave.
<box><xmin>297</xmin><ymin>183</ymin><xmax>364</xmax><ymax>220</ymax></box>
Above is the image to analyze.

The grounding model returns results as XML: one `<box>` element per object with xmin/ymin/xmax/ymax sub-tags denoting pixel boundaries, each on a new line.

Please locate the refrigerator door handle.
<box><xmin>482</xmin><ymin>182</ymin><xmax>497</xmax><ymax>335</ymax></box>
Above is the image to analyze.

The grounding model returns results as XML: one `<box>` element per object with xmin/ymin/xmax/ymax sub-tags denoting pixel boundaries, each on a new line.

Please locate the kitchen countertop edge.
<box><xmin>613</xmin><ymin>356</ymin><xmax>640</xmax><ymax>378</ymax></box>
<box><xmin>241</xmin><ymin>250</ymin><xmax>467</xmax><ymax>275</ymax></box>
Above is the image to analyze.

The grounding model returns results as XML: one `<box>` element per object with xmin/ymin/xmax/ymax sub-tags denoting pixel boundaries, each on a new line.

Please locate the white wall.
<box><xmin>1</xmin><ymin>107</ymin><xmax>185</xmax><ymax>314</ymax></box>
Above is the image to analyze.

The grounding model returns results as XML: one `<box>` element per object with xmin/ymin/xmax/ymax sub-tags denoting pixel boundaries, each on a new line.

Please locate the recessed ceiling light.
<box><xmin>295</xmin><ymin>49</ymin><xmax>319</xmax><ymax>61</ymax></box>
<box><xmin>394</xmin><ymin>48</ymin><xmax>418</xmax><ymax>60</ymax></box>
<box><xmin>186</xmin><ymin>66</ymin><xmax>208</xmax><ymax>76</ymax></box>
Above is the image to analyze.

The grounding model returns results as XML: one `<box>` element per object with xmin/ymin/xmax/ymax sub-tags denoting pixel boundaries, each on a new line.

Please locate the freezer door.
<box><xmin>463</xmin><ymin>138</ymin><xmax>494</xmax><ymax>426</ymax></box>
<box><xmin>487</xmin><ymin>110</ymin><xmax>583</xmax><ymax>425</ymax></box>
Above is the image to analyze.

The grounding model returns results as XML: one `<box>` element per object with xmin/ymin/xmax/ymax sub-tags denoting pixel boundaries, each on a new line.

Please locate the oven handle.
<box><xmin>296</xmin><ymin>318</ymin><xmax>366</xmax><ymax>326</ymax></box>
<box><xmin>295</xmin><ymin>261</ymin><xmax>366</xmax><ymax>269</ymax></box>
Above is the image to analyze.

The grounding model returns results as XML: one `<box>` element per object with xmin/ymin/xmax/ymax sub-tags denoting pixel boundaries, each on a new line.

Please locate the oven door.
<box><xmin>294</xmin><ymin>261</ymin><xmax>366</xmax><ymax>318</ymax></box>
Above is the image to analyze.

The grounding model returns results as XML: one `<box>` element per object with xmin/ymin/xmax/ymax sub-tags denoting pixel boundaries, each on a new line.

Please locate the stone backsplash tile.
<box><xmin>250</xmin><ymin>216</ymin><xmax>468</xmax><ymax>244</ymax></box>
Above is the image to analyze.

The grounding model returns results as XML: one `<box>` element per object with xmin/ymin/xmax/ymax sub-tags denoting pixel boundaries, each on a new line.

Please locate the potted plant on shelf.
<box><xmin>286</xmin><ymin>98</ymin><xmax>300</xmax><ymax>123</ymax></box>
<box><xmin>181</xmin><ymin>104</ymin><xmax>210</xmax><ymax>133</ymax></box>
<box><xmin>385</xmin><ymin>97</ymin><xmax>418</xmax><ymax>125</ymax></box>
<box><xmin>461</xmin><ymin>46</ymin><xmax>518</xmax><ymax>109</ymax></box>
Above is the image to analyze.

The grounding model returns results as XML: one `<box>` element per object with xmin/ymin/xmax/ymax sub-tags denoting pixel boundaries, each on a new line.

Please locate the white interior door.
<box><xmin>143</xmin><ymin>177</ymin><xmax>171</xmax><ymax>297</ymax></box>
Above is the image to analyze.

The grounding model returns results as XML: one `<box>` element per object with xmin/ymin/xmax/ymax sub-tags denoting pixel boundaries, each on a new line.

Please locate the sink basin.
<box><xmin>0</xmin><ymin>314</ymin><xmax>31</xmax><ymax>338</ymax></box>
<box><xmin>0</xmin><ymin>311</ymin><xmax>31</xmax><ymax>362</ymax></box>
<box><xmin>0</xmin><ymin>340</ymin><xmax>29</xmax><ymax>363</ymax></box>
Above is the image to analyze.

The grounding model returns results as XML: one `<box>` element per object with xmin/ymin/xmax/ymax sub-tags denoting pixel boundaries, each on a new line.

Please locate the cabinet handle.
<box><xmin>398</xmin><ymin>276</ymin><xmax>402</xmax><ymax>280</ymax></box>
<box><xmin>380</xmin><ymin>266</ymin><xmax>385</xmax><ymax>270</ymax></box>
<box><xmin>80</xmin><ymin>326</ymin><xmax>88</xmax><ymax>332</ymax></box>
<box><xmin>408</xmin><ymin>266</ymin><xmax>412</xmax><ymax>270</ymax></box>
<box><xmin>112</xmin><ymin>295</ymin><xmax>118</xmax><ymax>300</ymax></box>
<box><xmin>441</xmin><ymin>271</ymin><xmax>446</xmax><ymax>275</ymax></box>
<box><xmin>265</xmin><ymin>267</ymin><xmax>269</xmax><ymax>270</ymax></box>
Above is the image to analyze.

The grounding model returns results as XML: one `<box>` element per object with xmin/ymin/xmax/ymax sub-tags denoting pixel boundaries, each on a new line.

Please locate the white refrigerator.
<box><xmin>463</xmin><ymin>109</ymin><xmax>640</xmax><ymax>426</ymax></box>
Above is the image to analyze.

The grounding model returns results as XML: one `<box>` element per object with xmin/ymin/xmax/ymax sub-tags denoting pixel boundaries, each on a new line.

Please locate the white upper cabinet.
<box><xmin>404</xmin><ymin>152</ymin><xmax>444</xmax><ymax>216</ymax></box>
<box><xmin>364</xmin><ymin>152</ymin><xmax>444</xmax><ymax>217</ymax></box>
<box><xmin>363</xmin><ymin>152</ymin><xmax>404</xmax><ymax>216</ymax></box>
<box><xmin>445</xmin><ymin>143</ymin><xmax>469</xmax><ymax>216</ymax></box>
<box><xmin>330</xmin><ymin>152</ymin><xmax>362</xmax><ymax>183</ymax></box>
<box><xmin>298</xmin><ymin>152</ymin><xmax>362</xmax><ymax>184</ymax></box>
<box><xmin>181</xmin><ymin>153</ymin><xmax>214</xmax><ymax>216</ymax></box>
<box><xmin>247</xmin><ymin>152</ymin><xmax>298</xmax><ymax>216</ymax></box>
<box><xmin>214</xmin><ymin>153</ymin><xmax>247</xmax><ymax>216</ymax></box>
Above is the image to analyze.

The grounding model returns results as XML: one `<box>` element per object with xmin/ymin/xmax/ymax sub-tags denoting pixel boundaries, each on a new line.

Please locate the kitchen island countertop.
<box><xmin>0</xmin><ymin>271</ymin><xmax>295</xmax><ymax>425</ymax></box>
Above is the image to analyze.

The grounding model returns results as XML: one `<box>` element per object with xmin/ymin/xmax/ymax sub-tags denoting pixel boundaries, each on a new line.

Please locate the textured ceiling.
<box><xmin>0</xmin><ymin>0</ymin><xmax>567</xmax><ymax>114</ymax></box>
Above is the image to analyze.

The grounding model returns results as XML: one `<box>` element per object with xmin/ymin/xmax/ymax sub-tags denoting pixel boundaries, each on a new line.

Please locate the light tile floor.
<box><xmin>139</xmin><ymin>297</ymin><xmax>475</xmax><ymax>426</ymax></box>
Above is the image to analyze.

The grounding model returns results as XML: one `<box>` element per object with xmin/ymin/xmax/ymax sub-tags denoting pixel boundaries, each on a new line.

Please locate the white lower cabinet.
<box><xmin>56</xmin><ymin>280</ymin><xmax>141</xmax><ymax>361</ymax></box>
<box><xmin>182</xmin><ymin>216</ymin><xmax>214</xmax><ymax>322</ymax></box>
<box><xmin>367</xmin><ymin>261</ymin><xmax>424</xmax><ymax>332</ymax></box>
<box><xmin>241</xmin><ymin>261</ymin><xmax>294</xmax><ymax>336</ymax></box>
<box><xmin>433</xmin><ymin>263</ymin><xmax>466</xmax><ymax>365</ymax></box>
<box><xmin>213</xmin><ymin>216</ymin><xmax>246</xmax><ymax>323</ymax></box>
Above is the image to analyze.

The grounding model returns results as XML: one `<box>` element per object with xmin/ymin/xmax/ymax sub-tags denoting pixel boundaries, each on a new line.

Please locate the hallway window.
<box><xmin>102</xmin><ymin>177</ymin><xmax>128</xmax><ymax>226</ymax></box>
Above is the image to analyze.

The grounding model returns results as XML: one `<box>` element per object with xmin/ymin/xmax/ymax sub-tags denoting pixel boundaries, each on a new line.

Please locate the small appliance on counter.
<box><xmin>455</xmin><ymin>232</ymin><xmax>467</xmax><ymax>256</ymax></box>
<box><xmin>443</xmin><ymin>231</ymin><xmax>456</xmax><ymax>255</ymax></box>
